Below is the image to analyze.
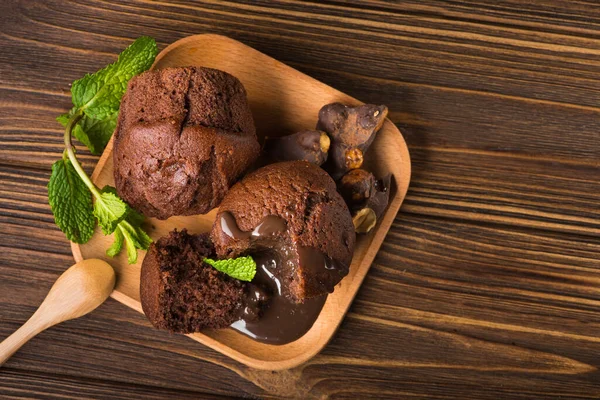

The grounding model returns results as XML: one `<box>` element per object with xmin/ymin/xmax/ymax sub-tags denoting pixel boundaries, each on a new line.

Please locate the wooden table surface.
<box><xmin>1</xmin><ymin>1</ymin><xmax>599</xmax><ymax>399</ymax></box>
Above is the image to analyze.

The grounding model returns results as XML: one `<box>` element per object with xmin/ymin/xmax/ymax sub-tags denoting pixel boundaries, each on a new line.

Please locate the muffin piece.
<box><xmin>114</xmin><ymin>67</ymin><xmax>260</xmax><ymax>219</ymax></box>
<box><xmin>140</xmin><ymin>229</ymin><xmax>245</xmax><ymax>332</ymax></box>
<box><xmin>211</xmin><ymin>161</ymin><xmax>356</xmax><ymax>302</ymax></box>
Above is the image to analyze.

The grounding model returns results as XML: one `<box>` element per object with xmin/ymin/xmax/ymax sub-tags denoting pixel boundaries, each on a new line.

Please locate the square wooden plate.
<box><xmin>71</xmin><ymin>34</ymin><xmax>411</xmax><ymax>370</ymax></box>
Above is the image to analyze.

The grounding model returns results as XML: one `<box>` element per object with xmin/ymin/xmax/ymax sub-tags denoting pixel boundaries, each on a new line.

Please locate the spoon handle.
<box><xmin>0</xmin><ymin>310</ymin><xmax>51</xmax><ymax>366</ymax></box>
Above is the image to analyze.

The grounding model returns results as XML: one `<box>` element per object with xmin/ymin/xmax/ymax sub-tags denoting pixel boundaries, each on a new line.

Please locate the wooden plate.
<box><xmin>71</xmin><ymin>34</ymin><xmax>411</xmax><ymax>370</ymax></box>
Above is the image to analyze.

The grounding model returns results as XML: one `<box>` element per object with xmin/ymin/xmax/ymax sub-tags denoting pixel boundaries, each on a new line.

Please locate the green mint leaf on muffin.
<box><xmin>204</xmin><ymin>256</ymin><xmax>257</xmax><ymax>282</ymax></box>
<box><xmin>48</xmin><ymin>156</ymin><xmax>95</xmax><ymax>244</ymax></box>
<box><xmin>71</xmin><ymin>36</ymin><xmax>158</xmax><ymax>121</ymax></box>
<box><xmin>48</xmin><ymin>37</ymin><xmax>157</xmax><ymax>263</ymax></box>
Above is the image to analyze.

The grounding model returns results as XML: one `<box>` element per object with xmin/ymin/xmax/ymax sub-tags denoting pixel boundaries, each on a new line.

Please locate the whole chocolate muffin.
<box><xmin>140</xmin><ymin>230</ymin><xmax>245</xmax><ymax>332</ymax></box>
<box><xmin>211</xmin><ymin>161</ymin><xmax>356</xmax><ymax>302</ymax></box>
<box><xmin>114</xmin><ymin>67</ymin><xmax>260</xmax><ymax>219</ymax></box>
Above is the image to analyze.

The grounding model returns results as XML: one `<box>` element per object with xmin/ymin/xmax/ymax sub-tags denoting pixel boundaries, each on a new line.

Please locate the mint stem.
<box><xmin>63</xmin><ymin>111</ymin><xmax>103</xmax><ymax>199</ymax></box>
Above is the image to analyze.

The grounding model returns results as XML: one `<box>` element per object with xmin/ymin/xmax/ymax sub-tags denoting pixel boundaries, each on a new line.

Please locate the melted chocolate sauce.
<box><xmin>220</xmin><ymin>212</ymin><xmax>287</xmax><ymax>240</ymax></box>
<box><xmin>220</xmin><ymin>212</ymin><xmax>329</xmax><ymax>345</ymax></box>
<box><xmin>231</xmin><ymin>250</ymin><xmax>327</xmax><ymax>345</ymax></box>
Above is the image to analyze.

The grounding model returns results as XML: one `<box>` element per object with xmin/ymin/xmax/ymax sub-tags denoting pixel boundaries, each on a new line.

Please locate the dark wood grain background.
<box><xmin>1</xmin><ymin>1</ymin><xmax>599</xmax><ymax>399</ymax></box>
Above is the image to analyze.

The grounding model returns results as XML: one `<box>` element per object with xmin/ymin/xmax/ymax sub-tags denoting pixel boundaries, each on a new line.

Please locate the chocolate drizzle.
<box><xmin>220</xmin><ymin>212</ymin><xmax>287</xmax><ymax>240</ymax></box>
<box><xmin>220</xmin><ymin>212</ymin><xmax>335</xmax><ymax>344</ymax></box>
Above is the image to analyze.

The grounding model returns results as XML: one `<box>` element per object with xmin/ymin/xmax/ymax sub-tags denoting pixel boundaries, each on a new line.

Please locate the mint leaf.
<box><xmin>93</xmin><ymin>186</ymin><xmax>128</xmax><ymax>235</ymax></box>
<box><xmin>48</xmin><ymin>157</ymin><xmax>95</xmax><ymax>244</ymax></box>
<box><xmin>57</xmin><ymin>107</ymin><xmax>78</xmax><ymax>127</ymax></box>
<box><xmin>57</xmin><ymin>109</ymin><xmax>117</xmax><ymax>155</ymax></box>
<box><xmin>106</xmin><ymin>212</ymin><xmax>152</xmax><ymax>263</ymax></box>
<box><xmin>56</xmin><ymin>112</ymin><xmax>71</xmax><ymax>127</ymax></box>
<box><xmin>125</xmin><ymin>207</ymin><xmax>145</xmax><ymax>226</ymax></box>
<box><xmin>71</xmin><ymin>37</ymin><xmax>157</xmax><ymax>120</ymax></box>
<box><xmin>106</xmin><ymin>226</ymin><xmax>124</xmax><ymax>257</ymax></box>
<box><xmin>96</xmin><ymin>185</ymin><xmax>152</xmax><ymax>263</ymax></box>
<box><xmin>118</xmin><ymin>220</ymin><xmax>152</xmax><ymax>264</ymax></box>
<box><xmin>73</xmin><ymin>113</ymin><xmax>117</xmax><ymax>155</ymax></box>
<box><xmin>136</xmin><ymin>225</ymin><xmax>153</xmax><ymax>249</ymax></box>
<box><xmin>204</xmin><ymin>256</ymin><xmax>256</xmax><ymax>281</ymax></box>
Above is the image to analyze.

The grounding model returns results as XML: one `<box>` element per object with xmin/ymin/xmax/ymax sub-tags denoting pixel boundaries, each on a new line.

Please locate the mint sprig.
<box><xmin>48</xmin><ymin>155</ymin><xmax>95</xmax><ymax>244</ymax></box>
<box><xmin>48</xmin><ymin>37</ymin><xmax>158</xmax><ymax>264</ymax></box>
<box><xmin>204</xmin><ymin>256</ymin><xmax>257</xmax><ymax>282</ymax></box>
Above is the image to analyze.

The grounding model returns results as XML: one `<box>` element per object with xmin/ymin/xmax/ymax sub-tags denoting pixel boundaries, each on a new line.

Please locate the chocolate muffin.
<box><xmin>140</xmin><ymin>229</ymin><xmax>245</xmax><ymax>332</ymax></box>
<box><xmin>211</xmin><ymin>161</ymin><xmax>356</xmax><ymax>302</ymax></box>
<box><xmin>114</xmin><ymin>67</ymin><xmax>260</xmax><ymax>219</ymax></box>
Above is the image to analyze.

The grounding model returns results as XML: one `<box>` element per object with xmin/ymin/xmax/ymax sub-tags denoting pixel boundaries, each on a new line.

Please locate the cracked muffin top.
<box><xmin>113</xmin><ymin>66</ymin><xmax>260</xmax><ymax>219</ymax></box>
<box><xmin>211</xmin><ymin>161</ymin><xmax>356</xmax><ymax>302</ymax></box>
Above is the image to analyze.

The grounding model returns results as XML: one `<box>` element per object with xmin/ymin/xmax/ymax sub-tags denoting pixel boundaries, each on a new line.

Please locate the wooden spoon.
<box><xmin>0</xmin><ymin>259</ymin><xmax>115</xmax><ymax>366</ymax></box>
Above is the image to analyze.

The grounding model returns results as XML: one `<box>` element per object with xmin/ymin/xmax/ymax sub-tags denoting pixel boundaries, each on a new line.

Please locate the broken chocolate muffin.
<box><xmin>211</xmin><ymin>160</ymin><xmax>356</xmax><ymax>303</ymax></box>
<box><xmin>140</xmin><ymin>226</ymin><xmax>332</xmax><ymax>344</ymax></box>
<box><xmin>140</xmin><ymin>229</ymin><xmax>245</xmax><ymax>333</ymax></box>
<box><xmin>114</xmin><ymin>67</ymin><xmax>260</xmax><ymax>219</ymax></box>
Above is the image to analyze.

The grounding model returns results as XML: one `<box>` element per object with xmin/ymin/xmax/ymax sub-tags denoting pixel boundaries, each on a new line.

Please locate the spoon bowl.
<box><xmin>0</xmin><ymin>259</ymin><xmax>115</xmax><ymax>366</ymax></box>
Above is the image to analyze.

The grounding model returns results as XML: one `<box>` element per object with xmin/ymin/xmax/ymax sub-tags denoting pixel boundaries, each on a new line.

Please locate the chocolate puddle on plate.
<box><xmin>231</xmin><ymin>250</ymin><xmax>328</xmax><ymax>345</ymax></box>
<box><xmin>219</xmin><ymin>212</ymin><xmax>345</xmax><ymax>345</ymax></box>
